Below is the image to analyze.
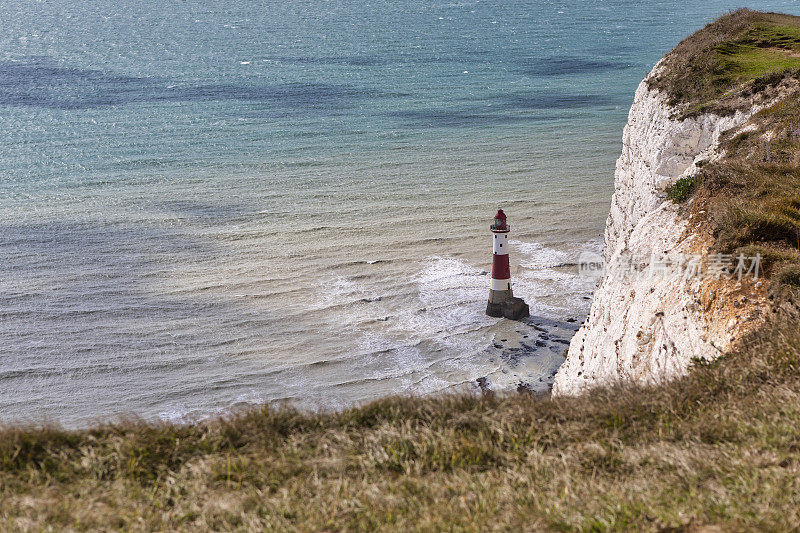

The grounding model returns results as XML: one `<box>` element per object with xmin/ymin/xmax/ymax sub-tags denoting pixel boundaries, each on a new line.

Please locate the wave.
<box><xmin>510</xmin><ymin>240</ymin><xmax>571</xmax><ymax>269</ymax></box>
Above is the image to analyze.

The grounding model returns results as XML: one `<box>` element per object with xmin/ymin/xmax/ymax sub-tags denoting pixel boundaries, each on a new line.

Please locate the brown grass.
<box><xmin>2</xmin><ymin>314</ymin><xmax>800</xmax><ymax>531</ymax></box>
<box><xmin>691</xmin><ymin>92</ymin><xmax>800</xmax><ymax>285</ymax></box>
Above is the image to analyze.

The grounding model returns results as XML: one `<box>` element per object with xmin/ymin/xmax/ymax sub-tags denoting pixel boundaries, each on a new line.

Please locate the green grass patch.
<box><xmin>715</xmin><ymin>43</ymin><xmax>800</xmax><ymax>79</ymax></box>
<box><xmin>666</xmin><ymin>175</ymin><xmax>698</xmax><ymax>202</ymax></box>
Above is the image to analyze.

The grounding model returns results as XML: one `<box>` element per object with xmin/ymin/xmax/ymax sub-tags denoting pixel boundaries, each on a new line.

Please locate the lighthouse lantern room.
<box><xmin>492</xmin><ymin>210</ymin><xmax>508</xmax><ymax>232</ymax></box>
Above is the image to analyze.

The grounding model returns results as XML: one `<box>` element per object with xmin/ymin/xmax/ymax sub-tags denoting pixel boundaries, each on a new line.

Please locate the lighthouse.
<box><xmin>486</xmin><ymin>209</ymin><xmax>529</xmax><ymax>320</ymax></box>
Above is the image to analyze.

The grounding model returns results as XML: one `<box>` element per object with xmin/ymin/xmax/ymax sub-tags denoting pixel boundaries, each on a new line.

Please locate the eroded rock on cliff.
<box><xmin>552</xmin><ymin>69</ymin><xmax>770</xmax><ymax>396</ymax></box>
<box><xmin>551</xmin><ymin>9</ymin><xmax>800</xmax><ymax>395</ymax></box>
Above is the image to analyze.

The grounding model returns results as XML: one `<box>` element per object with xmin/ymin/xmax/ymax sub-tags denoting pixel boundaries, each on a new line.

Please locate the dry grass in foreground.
<box><xmin>2</xmin><ymin>314</ymin><xmax>800</xmax><ymax>531</ymax></box>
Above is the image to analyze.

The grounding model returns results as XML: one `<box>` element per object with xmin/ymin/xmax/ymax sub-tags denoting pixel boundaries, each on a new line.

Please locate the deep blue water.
<box><xmin>2</xmin><ymin>0</ymin><xmax>799</xmax><ymax>427</ymax></box>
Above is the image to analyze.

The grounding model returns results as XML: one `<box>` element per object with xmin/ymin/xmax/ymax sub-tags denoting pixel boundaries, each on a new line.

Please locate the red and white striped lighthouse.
<box><xmin>486</xmin><ymin>209</ymin><xmax>528</xmax><ymax>319</ymax></box>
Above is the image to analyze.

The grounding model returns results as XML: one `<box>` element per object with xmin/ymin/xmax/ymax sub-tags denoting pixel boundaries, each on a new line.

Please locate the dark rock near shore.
<box><xmin>502</xmin><ymin>297</ymin><xmax>530</xmax><ymax>320</ymax></box>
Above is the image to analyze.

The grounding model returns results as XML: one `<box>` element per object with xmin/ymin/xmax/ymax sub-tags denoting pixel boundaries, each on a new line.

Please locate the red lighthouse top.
<box><xmin>490</xmin><ymin>209</ymin><xmax>509</xmax><ymax>233</ymax></box>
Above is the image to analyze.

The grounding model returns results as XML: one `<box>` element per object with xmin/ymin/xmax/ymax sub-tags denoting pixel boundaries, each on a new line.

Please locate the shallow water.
<box><xmin>2</xmin><ymin>0</ymin><xmax>799</xmax><ymax>427</ymax></box>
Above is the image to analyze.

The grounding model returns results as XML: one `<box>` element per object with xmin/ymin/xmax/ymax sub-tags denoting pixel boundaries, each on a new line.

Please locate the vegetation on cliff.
<box><xmin>649</xmin><ymin>9</ymin><xmax>800</xmax><ymax>118</ymax></box>
<box><xmin>700</xmin><ymin>95</ymin><xmax>800</xmax><ymax>287</ymax></box>
<box><xmin>656</xmin><ymin>10</ymin><xmax>800</xmax><ymax>289</ymax></box>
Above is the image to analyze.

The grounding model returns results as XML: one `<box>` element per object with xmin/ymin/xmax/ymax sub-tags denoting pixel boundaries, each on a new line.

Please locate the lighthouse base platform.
<box><xmin>486</xmin><ymin>290</ymin><xmax>530</xmax><ymax>320</ymax></box>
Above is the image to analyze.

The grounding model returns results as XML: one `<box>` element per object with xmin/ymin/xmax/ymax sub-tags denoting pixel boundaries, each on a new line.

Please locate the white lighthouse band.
<box><xmin>492</xmin><ymin>232</ymin><xmax>509</xmax><ymax>254</ymax></box>
<box><xmin>491</xmin><ymin>277</ymin><xmax>511</xmax><ymax>291</ymax></box>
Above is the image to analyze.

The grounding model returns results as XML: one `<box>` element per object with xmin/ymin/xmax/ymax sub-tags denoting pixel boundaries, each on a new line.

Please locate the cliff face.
<box><xmin>552</xmin><ymin>65</ymin><xmax>770</xmax><ymax>396</ymax></box>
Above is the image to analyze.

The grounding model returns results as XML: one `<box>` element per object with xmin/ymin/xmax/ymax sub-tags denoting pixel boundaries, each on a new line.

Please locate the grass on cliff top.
<box><xmin>2</xmin><ymin>315</ymin><xmax>800</xmax><ymax>531</ymax></box>
<box><xmin>662</xmin><ymin>12</ymin><xmax>800</xmax><ymax>285</ymax></box>
<box><xmin>649</xmin><ymin>9</ymin><xmax>800</xmax><ymax>117</ymax></box>
<box><xmin>691</xmin><ymin>92</ymin><xmax>800</xmax><ymax>285</ymax></box>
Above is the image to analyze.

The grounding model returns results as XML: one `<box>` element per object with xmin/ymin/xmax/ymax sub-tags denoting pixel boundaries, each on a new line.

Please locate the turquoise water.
<box><xmin>2</xmin><ymin>0</ymin><xmax>799</xmax><ymax>427</ymax></box>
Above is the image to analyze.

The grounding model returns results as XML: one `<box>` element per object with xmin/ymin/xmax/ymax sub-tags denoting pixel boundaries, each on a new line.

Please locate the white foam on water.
<box><xmin>509</xmin><ymin>239</ymin><xmax>600</xmax><ymax>317</ymax></box>
<box><xmin>363</xmin><ymin>341</ymin><xmax>430</xmax><ymax>380</ymax></box>
<box><xmin>521</xmin><ymin>266</ymin><xmax>593</xmax><ymax>295</ymax></box>
<box><xmin>511</xmin><ymin>240</ymin><xmax>571</xmax><ymax>269</ymax></box>
<box><xmin>309</xmin><ymin>256</ymin><xmax>496</xmax><ymax>390</ymax></box>
<box><xmin>317</xmin><ymin>275</ymin><xmax>381</xmax><ymax>312</ymax></box>
<box><xmin>224</xmin><ymin>243</ymin><xmax>592</xmax><ymax>411</ymax></box>
<box><xmin>416</xmin><ymin>255</ymin><xmax>483</xmax><ymax>284</ymax></box>
<box><xmin>397</xmin><ymin>371</ymin><xmax>455</xmax><ymax>396</ymax></box>
<box><xmin>406</xmin><ymin>256</ymin><xmax>494</xmax><ymax>343</ymax></box>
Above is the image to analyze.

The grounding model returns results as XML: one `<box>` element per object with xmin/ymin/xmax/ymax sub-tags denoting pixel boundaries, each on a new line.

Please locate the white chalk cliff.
<box><xmin>552</xmin><ymin>63</ymin><xmax>769</xmax><ymax>396</ymax></box>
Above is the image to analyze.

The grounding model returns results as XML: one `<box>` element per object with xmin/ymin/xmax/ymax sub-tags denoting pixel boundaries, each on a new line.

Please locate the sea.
<box><xmin>2</xmin><ymin>0</ymin><xmax>799</xmax><ymax>428</ymax></box>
